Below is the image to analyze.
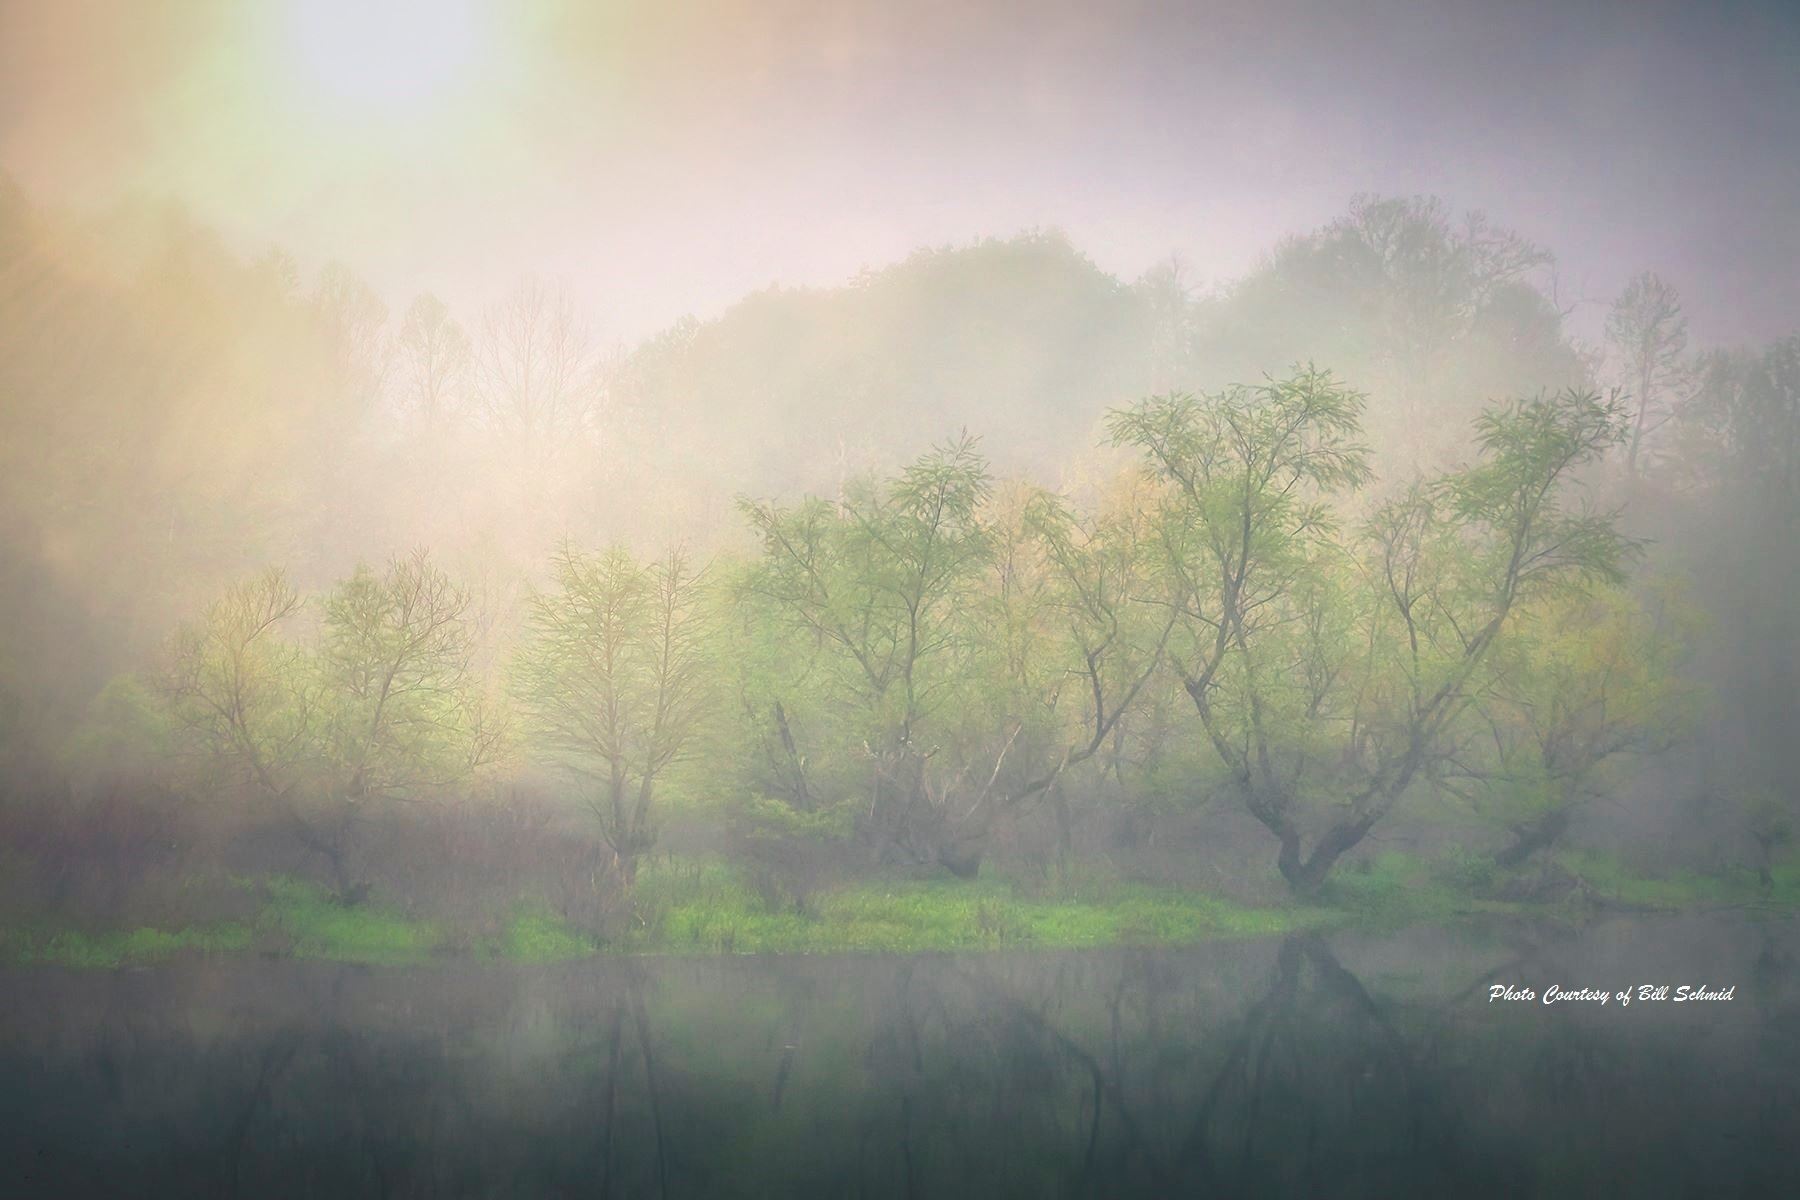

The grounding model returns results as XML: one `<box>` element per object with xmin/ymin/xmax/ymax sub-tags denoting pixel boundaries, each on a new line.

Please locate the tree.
<box><xmin>1605</xmin><ymin>272</ymin><xmax>1692</xmax><ymax>480</ymax></box>
<box><xmin>1197</xmin><ymin>196</ymin><xmax>1578</xmax><ymax>472</ymax></box>
<box><xmin>1342</xmin><ymin>388</ymin><xmax>1634</xmax><ymax>888</ymax></box>
<box><xmin>737</xmin><ymin>436</ymin><xmax>994</xmax><ymax>867</ymax></box>
<box><xmin>1110</xmin><ymin>367</ymin><xmax>1632</xmax><ymax>895</ymax></box>
<box><xmin>397</xmin><ymin>293</ymin><xmax>472</xmax><ymax>430</ymax></box>
<box><xmin>1667</xmin><ymin>336</ymin><xmax>1799</xmax><ymax>847</ymax></box>
<box><xmin>311</xmin><ymin>262</ymin><xmax>392</xmax><ymax>417</ymax></box>
<box><xmin>513</xmin><ymin>545</ymin><xmax>710</xmax><ymax>885</ymax></box>
<box><xmin>1136</xmin><ymin>254</ymin><xmax>1197</xmax><ymax>391</ymax></box>
<box><xmin>983</xmin><ymin>479</ymin><xmax>1176</xmax><ymax>870</ymax></box>
<box><xmin>161</xmin><ymin>554</ymin><xmax>496</xmax><ymax>900</ymax></box>
<box><xmin>475</xmin><ymin>276</ymin><xmax>599</xmax><ymax>445</ymax></box>
<box><xmin>736</xmin><ymin>444</ymin><xmax>1173</xmax><ymax>876</ymax></box>
<box><xmin>1444</xmin><ymin>584</ymin><xmax>1697</xmax><ymax>868</ymax></box>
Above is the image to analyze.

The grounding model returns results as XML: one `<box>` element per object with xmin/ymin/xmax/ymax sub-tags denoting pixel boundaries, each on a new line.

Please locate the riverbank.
<box><xmin>4</xmin><ymin>852</ymin><xmax>1797</xmax><ymax>969</ymax></box>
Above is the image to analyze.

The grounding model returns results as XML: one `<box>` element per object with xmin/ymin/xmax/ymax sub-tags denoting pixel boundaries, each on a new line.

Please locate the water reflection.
<box><xmin>2</xmin><ymin>915</ymin><xmax>1796</xmax><ymax>1197</ymax></box>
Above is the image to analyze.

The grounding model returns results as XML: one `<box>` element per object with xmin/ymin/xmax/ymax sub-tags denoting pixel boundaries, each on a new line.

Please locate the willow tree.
<box><xmin>736</xmin><ymin>440</ymin><xmax>1171</xmax><ymax>875</ymax></box>
<box><xmin>964</xmin><ymin>478</ymin><xmax>1176</xmax><ymax>870</ymax></box>
<box><xmin>161</xmin><ymin>553</ymin><xmax>497</xmax><ymax>901</ymax></box>
<box><xmin>513</xmin><ymin>545</ymin><xmax>710</xmax><ymax>886</ymax></box>
<box><xmin>1443</xmin><ymin>583</ymin><xmax>1697</xmax><ymax>868</ymax></box>
<box><xmin>1110</xmin><ymin>367</ymin><xmax>1632</xmax><ymax>895</ymax></box>
<box><xmin>737</xmin><ymin>436</ymin><xmax>995</xmax><ymax>866</ymax></box>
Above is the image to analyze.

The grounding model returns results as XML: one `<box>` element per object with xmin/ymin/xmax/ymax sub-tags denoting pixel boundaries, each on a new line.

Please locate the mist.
<box><xmin>2</xmin><ymin>2</ymin><xmax>1797</xmax><ymax>1197</ymax></box>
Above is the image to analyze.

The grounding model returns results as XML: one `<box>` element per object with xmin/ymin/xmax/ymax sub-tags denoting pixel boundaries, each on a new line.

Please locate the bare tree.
<box><xmin>1341</xmin><ymin>196</ymin><xmax>1555</xmax><ymax>467</ymax></box>
<box><xmin>1137</xmin><ymin>254</ymin><xmax>1197</xmax><ymax>392</ymax></box>
<box><xmin>311</xmin><ymin>263</ymin><xmax>392</xmax><ymax>416</ymax></box>
<box><xmin>474</xmin><ymin>277</ymin><xmax>600</xmax><ymax>445</ymax></box>
<box><xmin>396</xmin><ymin>293</ymin><xmax>472</xmax><ymax>430</ymax></box>
<box><xmin>161</xmin><ymin>568</ymin><xmax>313</xmax><ymax>804</ymax></box>
<box><xmin>1605</xmin><ymin>272</ymin><xmax>1692</xmax><ymax>480</ymax></box>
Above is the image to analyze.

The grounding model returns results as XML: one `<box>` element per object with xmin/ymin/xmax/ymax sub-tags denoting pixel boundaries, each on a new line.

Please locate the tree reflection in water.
<box><xmin>2</xmin><ymin>916</ymin><xmax>1797</xmax><ymax>1197</ymax></box>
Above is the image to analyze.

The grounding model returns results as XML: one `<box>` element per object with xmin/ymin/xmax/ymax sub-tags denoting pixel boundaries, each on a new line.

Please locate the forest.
<box><xmin>3</xmin><ymin>187</ymin><xmax>1795</xmax><ymax>965</ymax></box>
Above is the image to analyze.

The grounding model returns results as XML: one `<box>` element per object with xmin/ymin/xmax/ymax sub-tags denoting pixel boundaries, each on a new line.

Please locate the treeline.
<box><xmin>0</xmin><ymin>192</ymin><xmax>1590</xmax><ymax>757</ymax></box>
<box><xmin>111</xmin><ymin>370</ymin><xmax>1709</xmax><ymax>909</ymax></box>
<box><xmin>3</xmin><ymin>183</ymin><xmax>1797</xmax><ymax>905</ymax></box>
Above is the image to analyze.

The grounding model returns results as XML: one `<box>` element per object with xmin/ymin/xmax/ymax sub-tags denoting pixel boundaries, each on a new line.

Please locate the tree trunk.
<box><xmin>1274</xmin><ymin>813</ymin><xmax>1380</xmax><ymax>898</ymax></box>
<box><xmin>772</xmin><ymin>700</ymin><xmax>813</xmax><ymax>812</ymax></box>
<box><xmin>1494</xmin><ymin>808</ymin><xmax>1572</xmax><ymax>869</ymax></box>
<box><xmin>290</xmin><ymin>807</ymin><xmax>366</xmax><ymax>905</ymax></box>
<box><xmin>1053</xmin><ymin>783</ymin><xmax>1073</xmax><ymax>884</ymax></box>
<box><xmin>614</xmin><ymin>847</ymin><xmax>639</xmax><ymax>890</ymax></box>
<box><xmin>937</xmin><ymin>827</ymin><xmax>986</xmax><ymax>879</ymax></box>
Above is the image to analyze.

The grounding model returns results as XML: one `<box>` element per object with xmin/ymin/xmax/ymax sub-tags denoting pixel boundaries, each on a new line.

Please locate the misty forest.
<box><xmin>2</xmin><ymin>1</ymin><xmax>1798</xmax><ymax>1197</ymax></box>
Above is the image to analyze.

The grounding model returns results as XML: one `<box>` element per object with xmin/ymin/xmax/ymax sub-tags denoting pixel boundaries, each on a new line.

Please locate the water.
<box><xmin>3</xmin><ymin>913</ymin><xmax>1796</xmax><ymax>1198</ymax></box>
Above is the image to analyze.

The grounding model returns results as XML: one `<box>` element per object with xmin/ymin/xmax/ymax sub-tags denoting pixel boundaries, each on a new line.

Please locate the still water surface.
<box><xmin>3</xmin><ymin>913</ymin><xmax>1796</xmax><ymax>1198</ymax></box>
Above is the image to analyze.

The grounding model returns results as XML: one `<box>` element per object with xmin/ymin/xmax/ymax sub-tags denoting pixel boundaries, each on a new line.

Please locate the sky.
<box><xmin>2</xmin><ymin>0</ymin><xmax>1796</xmax><ymax>346</ymax></box>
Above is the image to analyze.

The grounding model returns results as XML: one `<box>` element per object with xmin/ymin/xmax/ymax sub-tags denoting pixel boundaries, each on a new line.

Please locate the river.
<box><xmin>2</xmin><ymin>912</ymin><xmax>1796</xmax><ymax>1197</ymax></box>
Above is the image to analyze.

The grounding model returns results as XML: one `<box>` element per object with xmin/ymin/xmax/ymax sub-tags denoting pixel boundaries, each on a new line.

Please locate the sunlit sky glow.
<box><xmin>284</xmin><ymin>0</ymin><xmax>488</xmax><ymax>112</ymax></box>
<box><xmin>1</xmin><ymin>0</ymin><xmax>1796</xmax><ymax>346</ymax></box>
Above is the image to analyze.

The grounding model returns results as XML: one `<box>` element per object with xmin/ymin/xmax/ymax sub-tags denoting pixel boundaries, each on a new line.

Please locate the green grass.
<box><xmin>628</xmin><ymin>859</ymin><xmax>1329</xmax><ymax>954</ymax></box>
<box><xmin>258</xmin><ymin>876</ymin><xmax>440</xmax><ymax>964</ymax></box>
<box><xmin>1319</xmin><ymin>851</ymin><xmax>1528</xmax><ymax>926</ymax></box>
<box><xmin>1555</xmin><ymin>849</ymin><xmax>1800</xmax><ymax>909</ymax></box>
<box><xmin>8</xmin><ymin>922</ymin><xmax>252</xmax><ymax>968</ymax></box>
<box><xmin>5</xmin><ymin>850</ymin><xmax>1796</xmax><ymax>969</ymax></box>
<box><xmin>1319</xmin><ymin>847</ymin><xmax>1800</xmax><ymax>923</ymax></box>
<box><xmin>497</xmin><ymin>907</ymin><xmax>598</xmax><ymax>962</ymax></box>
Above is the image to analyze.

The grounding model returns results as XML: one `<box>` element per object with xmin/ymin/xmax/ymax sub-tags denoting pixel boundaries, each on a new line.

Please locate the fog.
<box><xmin>6</xmin><ymin>0</ymin><xmax>1798</xmax><ymax>343</ymax></box>
<box><xmin>1</xmin><ymin>2</ymin><xmax>1797</xmax><ymax>1196</ymax></box>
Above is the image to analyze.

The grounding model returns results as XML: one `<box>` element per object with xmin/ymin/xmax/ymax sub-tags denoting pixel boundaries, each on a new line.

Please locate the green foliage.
<box><xmin>60</xmin><ymin>673</ymin><xmax>178</xmax><ymax>778</ymax></box>
<box><xmin>317</xmin><ymin>554</ymin><xmax>497</xmax><ymax>795</ymax></box>
<box><xmin>1555</xmin><ymin>849</ymin><xmax>1800</xmax><ymax>910</ymax></box>
<box><xmin>625</xmin><ymin>858</ymin><xmax>1323</xmax><ymax>954</ymax></box>
<box><xmin>735</xmin><ymin>435</ymin><xmax>999</xmax><ymax>858</ymax></box>
<box><xmin>738</xmin><ymin>795</ymin><xmax>855</xmax><ymax>842</ymax></box>
<box><xmin>157</xmin><ymin>554</ymin><xmax>497</xmax><ymax>896</ymax></box>
<box><xmin>731</xmin><ymin>435</ymin><xmax>1177</xmax><ymax>873</ymax></box>
<box><xmin>1110</xmin><ymin>371</ymin><xmax>1637</xmax><ymax>895</ymax></box>
<box><xmin>500</xmin><ymin>907</ymin><xmax>597</xmax><ymax>962</ymax></box>
<box><xmin>1447</xmin><ymin>581</ymin><xmax>1702</xmax><ymax>862</ymax></box>
<box><xmin>258</xmin><ymin>876</ymin><xmax>439</xmax><ymax>963</ymax></box>
<box><xmin>11</xmin><ymin>923</ymin><xmax>252</xmax><ymax>969</ymax></box>
<box><xmin>512</xmin><ymin>544</ymin><xmax>711</xmax><ymax>873</ymax></box>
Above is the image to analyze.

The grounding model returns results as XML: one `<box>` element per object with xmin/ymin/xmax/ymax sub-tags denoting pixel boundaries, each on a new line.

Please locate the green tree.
<box><xmin>161</xmin><ymin>553</ymin><xmax>496</xmax><ymax>900</ymax></box>
<box><xmin>737</xmin><ymin>436</ymin><xmax>994</xmax><ymax>866</ymax></box>
<box><xmin>513</xmin><ymin>545</ymin><xmax>711</xmax><ymax>886</ymax></box>
<box><xmin>1443</xmin><ymin>584</ymin><xmax>1698</xmax><ymax>868</ymax></box>
<box><xmin>1110</xmin><ymin>368</ymin><xmax>1632</xmax><ymax>894</ymax></box>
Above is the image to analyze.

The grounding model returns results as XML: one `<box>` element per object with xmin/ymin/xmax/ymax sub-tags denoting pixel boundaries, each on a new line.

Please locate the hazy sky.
<box><xmin>2</xmin><ymin>0</ymin><xmax>1795</xmax><ymax>345</ymax></box>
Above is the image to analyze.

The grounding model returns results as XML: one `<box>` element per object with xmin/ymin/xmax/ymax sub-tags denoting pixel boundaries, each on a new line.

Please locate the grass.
<box><xmin>258</xmin><ymin>876</ymin><xmax>441</xmax><ymax>964</ymax></box>
<box><xmin>7</xmin><ymin>922</ymin><xmax>253</xmax><ymax>968</ymax></box>
<box><xmin>1555</xmin><ymin>849</ymin><xmax>1800</xmax><ymax>909</ymax></box>
<box><xmin>1319</xmin><ymin>847</ymin><xmax>1800</xmax><ymax>925</ymax></box>
<box><xmin>628</xmin><ymin>859</ymin><xmax>1330</xmax><ymax>955</ymax></box>
<box><xmin>4</xmin><ymin>850</ymin><xmax>1795</xmax><ymax>969</ymax></box>
<box><xmin>495</xmin><ymin>907</ymin><xmax>598</xmax><ymax>963</ymax></box>
<box><xmin>1319</xmin><ymin>851</ymin><xmax>1526</xmax><ymax>926</ymax></box>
